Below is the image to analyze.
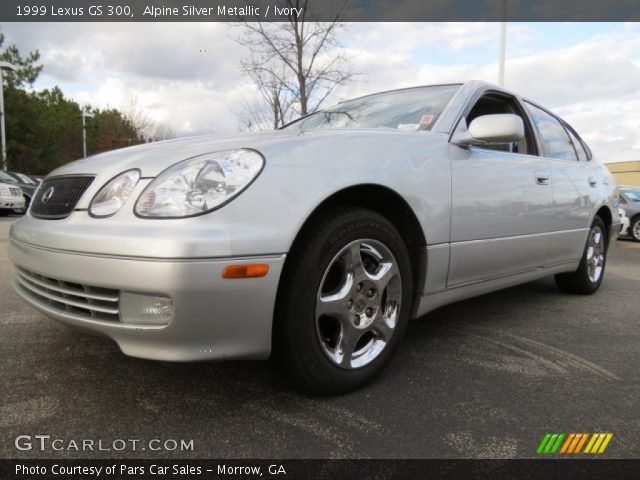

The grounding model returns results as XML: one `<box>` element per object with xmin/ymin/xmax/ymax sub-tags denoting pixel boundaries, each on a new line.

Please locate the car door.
<box><xmin>447</xmin><ymin>91</ymin><xmax>553</xmax><ymax>287</ymax></box>
<box><xmin>523</xmin><ymin>102</ymin><xmax>598</xmax><ymax>266</ymax></box>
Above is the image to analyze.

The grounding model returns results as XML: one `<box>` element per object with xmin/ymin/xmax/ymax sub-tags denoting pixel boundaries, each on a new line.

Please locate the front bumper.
<box><xmin>0</xmin><ymin>195</ymin><xmax>25</xmax><ymax>209</ymax></box>
<box><xmin>9</xmin><ymin>237</ymin><xmax>285</xmax><ymax>361</ymax></box>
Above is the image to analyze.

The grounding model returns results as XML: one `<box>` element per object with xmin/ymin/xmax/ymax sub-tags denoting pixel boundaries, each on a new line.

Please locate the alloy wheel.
<box><xmin>632</xmin><ymin>220</ymin><xmax>640</xmax><ymax>241</ymax></box>
<box><xmin>586</xmin><ymin>225</ymin><xmax>605</xmax><ymax>283</ymax></box>
<box><xmin>315</xmin><ymin>239</ymin><xmax>402</xmax><ymax>370</ymax></box>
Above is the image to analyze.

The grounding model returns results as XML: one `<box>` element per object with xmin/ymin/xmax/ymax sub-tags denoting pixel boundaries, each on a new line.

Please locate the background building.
<box><xmin>608</xmin><ymin>161</ymin><xmax>640</xmax><ymax>187</ymax></box>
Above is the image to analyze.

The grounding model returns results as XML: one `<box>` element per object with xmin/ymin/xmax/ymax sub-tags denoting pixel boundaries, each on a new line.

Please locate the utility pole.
<box><xmin>82</xmin><ymin>111</ymin><xmax>94</xmax><ymax>158</ymax></box>
<box><xmin>0</xmin><ymin>61</ymin><xmax>17</xmax><ymax>170</ymax></box>
<box><xmin>498</xmin><ymin>0</ymin><xmax>508</xmax><ymax>86</ymax></box>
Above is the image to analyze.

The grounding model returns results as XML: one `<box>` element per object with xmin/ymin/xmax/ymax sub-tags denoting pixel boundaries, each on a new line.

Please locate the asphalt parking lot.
<box><xmin>1</xmin><ymin>215</ymin><xmax>638</xmax><ymax>459</ymax></box>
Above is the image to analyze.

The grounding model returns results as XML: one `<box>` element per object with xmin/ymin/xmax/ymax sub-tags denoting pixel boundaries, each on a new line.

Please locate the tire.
<box><xmin>631</xmin><ymin>217</ymin><xmax>640</xmax><ymax>242</ymax></box>
<box><xmin>274</xmin><ymin>207</ymin><xmax>413</xmax><ymax>393</ymax></box>
<box><xmin>13</xmin><ymin>195</ymin><xmax>30</xmax><ymax>215</ymax></box>
<box><xmin>555</xmin><ymin>216</ymin><xmax>607</xmax><ymax>295</ymax></box>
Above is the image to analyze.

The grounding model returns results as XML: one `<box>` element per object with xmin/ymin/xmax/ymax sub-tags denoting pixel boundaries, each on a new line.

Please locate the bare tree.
<box><xmin>148</xmin><ymin>123</ymin><xmax>176</xmax><ymax>142</ymax></box>
<box><xmin>123</xmin><ymin>95</ymin><xmax>176</xmax><ymax>142</ymax></box>
<box><xmin>238</xmin><ymin>61</ymin><xmax>296</xmax><ymax>131</ymax></box>
<box><xmin>123</xmin><ymin>95</ymin><xmax>155</xmax><ymax>139</ymax></box>
<box><xmin>232</xmin><ymin>0</ymin><xmax>355</xmax><ymax>130</ymax></box>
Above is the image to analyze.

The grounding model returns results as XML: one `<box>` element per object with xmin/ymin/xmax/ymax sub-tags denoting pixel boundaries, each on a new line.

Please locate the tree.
<box><xmin>93</xmin><ymin>108</ymin><xmax>143</xmax><ymax>152</ymax></box>
<box><xmin>123</xmin><ymin>94</ymin><xmax>176</xmax><ymax>142</ymax></box>
<box><xmin>0</xmin><ymin>32</ymin><xmax>43</xmax><ymax>88</ymax></box>
<box><xmin>238</xmin><ymin>61</ymin><xmax>295</xmax><ymax>131</ymax></box>
<box><xmin>232</xmin><ymin>0</ymin><xmax>355</xmax><ymax>129</ymax></box>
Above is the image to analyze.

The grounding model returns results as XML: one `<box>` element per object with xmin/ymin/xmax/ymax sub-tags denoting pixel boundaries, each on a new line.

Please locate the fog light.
<box><xmin>119</xmin><ymin>292</ymin><xmax>173</xmax><ymax>325</ymax></box>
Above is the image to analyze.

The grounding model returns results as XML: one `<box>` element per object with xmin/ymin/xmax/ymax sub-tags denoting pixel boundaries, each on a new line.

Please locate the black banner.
<box><xmin>3</xmin><ymin>459</ymin><xmax>640</xmax><ymax>480</ymax></box>
<box><xmin>1</xmin><ymin>0</ymin><xmax>640</xmax><ymax>22</ymax></box>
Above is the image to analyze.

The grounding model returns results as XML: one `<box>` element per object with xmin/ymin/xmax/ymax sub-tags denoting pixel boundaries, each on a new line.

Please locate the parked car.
<box><xmin>0</xmin><ymin>170</ymin><xmax>38</xmax><ymax>214</ymax></box>
<box><xmin>28</xmin><ymin>175</ymin><xmax>44</xmax><ymax>184</ymax></box>
<box><xmin>0</xmin><ymin>182</ymin><xmax>25</xmax><ymax>215</ymax></box>
<box><xmin>8</xmin><ymin>81</ymin><xmax>620</xmax><ymax>392</ymax></box>
<box><xmin>618</xmin><ymin>186</ymin><xmax>640</xmax><ymax>241</ymax></box>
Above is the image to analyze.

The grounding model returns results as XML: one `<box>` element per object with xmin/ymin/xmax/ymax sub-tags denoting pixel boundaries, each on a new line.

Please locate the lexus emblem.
<box><xmin>41</xmin><ymin>187</ymin><xmax>55</xmax><ymax>204</ymax></box>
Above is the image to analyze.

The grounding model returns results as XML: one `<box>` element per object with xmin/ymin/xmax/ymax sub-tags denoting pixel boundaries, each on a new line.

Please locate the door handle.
<box><xmin>588</xmin><ymin>176</ymin><xmax>598</xmax><ymax>187</ymax></box>
<box><xmin>535</xmin><ymin>171</ymin><xmax>550</xmax><ymax>185</ymax></box>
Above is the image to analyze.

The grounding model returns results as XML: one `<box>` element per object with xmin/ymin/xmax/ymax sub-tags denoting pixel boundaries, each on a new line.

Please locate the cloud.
<box><xmin>339</xmin><ymin>26</ymin><xmax>640</xmax><ymax>162</ymax></box>
<box><xmin>1</xmin><ymin>22</ymin><xmax>639</xmax><ymax>161</ymax></box>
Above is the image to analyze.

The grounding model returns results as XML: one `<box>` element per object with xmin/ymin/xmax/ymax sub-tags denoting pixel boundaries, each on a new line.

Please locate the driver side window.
<box><xmin>464</xmin><ymin>93</ymin><xmax>536</xmax><ymax>155</ymax></box>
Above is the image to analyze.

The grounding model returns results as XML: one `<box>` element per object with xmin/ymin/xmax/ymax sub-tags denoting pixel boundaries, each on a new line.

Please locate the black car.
<box><xmin>0</xmin><ymin>170</ymin><xmax>39</xmax><ymax>214</ymax></box>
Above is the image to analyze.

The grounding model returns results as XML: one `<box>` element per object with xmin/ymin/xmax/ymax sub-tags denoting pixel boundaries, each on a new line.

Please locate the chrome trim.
<box><xmin>16</xmin><ymin>276</ymin><xmax>119</xmax><ymax>315</ymax></box>
<box><xmin>10</xmin><ymin>237</ymin><xmax>286</xmax><ymax>263</ymax></box>
<box><xmin>451</xmin><ymin>228</ymin><xmax>589</xmax><ymax>246</ymax></box>
<box><xmin>16</xmin><ymin>268</ymin><xmax>118</xmax><ymax>302</ymax></box>
<box><xmin>14</xmin><ymin>267</ymin><xmax>120</xmax><ymax>321</ymax></box>
<box><xmin>12</xmin><ymin>280</ymin><xmax>165</xmax><ymax>331</ymax></box>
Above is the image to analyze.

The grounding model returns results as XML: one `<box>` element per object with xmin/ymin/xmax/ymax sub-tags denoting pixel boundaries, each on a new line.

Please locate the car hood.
<box><xmin>48</xmin><ymin>128</ymin><xmax>426</xmax><ymax>178</ymax></box>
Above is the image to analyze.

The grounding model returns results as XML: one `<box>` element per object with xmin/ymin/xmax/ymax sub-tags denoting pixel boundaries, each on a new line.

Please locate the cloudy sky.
<box><xmin>1</xmin><ymin>21</ymin><xmax>639</xmax><ymax>162</ymax></box>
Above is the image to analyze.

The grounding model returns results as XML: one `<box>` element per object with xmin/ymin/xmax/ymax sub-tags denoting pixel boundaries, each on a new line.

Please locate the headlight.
<box><xmin>89</xmin><ymin>169</ymin><xmax>141</xmax><ymax>217</ymax></box>
<box><xmin>134</xmin><ymin>149</ymin><xmax>264</xmax><ymax>218</ymax></box>
<box><xmin>0</xmin><ymin>186</ymin><xmax>10</xmax><ymax>196</ymax></box>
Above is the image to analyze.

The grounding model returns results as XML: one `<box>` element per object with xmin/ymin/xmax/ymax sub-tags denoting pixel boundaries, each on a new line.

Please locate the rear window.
<box><xmin>524</xmin><ymin>102</ymin><xmax>577</xmax><ymax>161</ymax></box>
<box><xmin>621</xmin><ymin>188</ymin><xmax>640</xmax><ymax>202</ymax></box>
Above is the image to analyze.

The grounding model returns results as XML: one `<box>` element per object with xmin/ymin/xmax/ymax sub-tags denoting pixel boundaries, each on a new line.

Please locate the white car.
<box><xmin>619</xmin><ymin>208</ymin><xmax>630</xmax><ymax>236</ymax></box>
<box><xmin>0</xmin><ymin>182</ymin><xmax>25</xmax><ymax>215</ymax></box>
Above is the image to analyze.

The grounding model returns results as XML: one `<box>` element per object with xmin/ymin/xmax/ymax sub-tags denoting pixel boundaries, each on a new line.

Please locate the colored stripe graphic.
<box><xmin>574</xmin><ymin>433</ymin><xmax>589</xmax><ymax>453</ymax></box>
<box><xmin>567</xmin><ymin>434</ymin><xmax>582</xmax><ymax>454</ymax></box>
<box><xmin>584</xmin><ymin>434</ymin><xmax>599</xmax><ymax>453</ymax></box>
<box><xmin>538</xmin><ymin>433</ymin><xmax>613</xmax><ymax>455</ymax></box>
<box><xmin>550</xmin><ymin>433</ymin><xmax>565</xmax><ymax>453</ymax></box>
<box><xmin>537</xmin><ymin>433</ymin><xmax>552</xmax><ymax>454</ymax></box>
<box><xmin>585</xmin><ymin>433</ymin><xmax>614</xmax><ymax>454</ymax></box>
<box><xmin>537</xmin><ymin>433</ymin><xmax>565</xmax><ymax>454</ymax></box>
<box><xmin>560</xmin><ymin>433</ymin><xmax>575</xmax><ymax>453</ymax></box>
<box><xmin>598</xmin><ymin>434</ymin><xmax>613</xmax><ymax>453</ymax></box>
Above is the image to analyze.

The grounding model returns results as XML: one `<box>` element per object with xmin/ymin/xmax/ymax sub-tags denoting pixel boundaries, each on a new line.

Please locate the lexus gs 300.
<box><xmin>9</xmin><ymin>81</ymin><xmax>620</xmax><ymax>392</ymax></box>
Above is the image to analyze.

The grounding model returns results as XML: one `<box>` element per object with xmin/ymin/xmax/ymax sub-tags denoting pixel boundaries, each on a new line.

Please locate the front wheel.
<box><xmin>275</xmin><ymin>207</ymin><xmax>413</xmax><ymax>393</ymax></box>
<box><xmin>13</xmin><ymin>195</ymin><xmax>30</xmax><ymax>215</ymax></box>
<box><xmin>555</xmin><ymin>216</ymin><xmax>608</xmax><ymax>294</ymax></box>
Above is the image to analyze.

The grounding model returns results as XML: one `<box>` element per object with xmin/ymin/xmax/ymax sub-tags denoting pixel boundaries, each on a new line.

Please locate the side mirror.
<box><xmin>452</xmin><ymin>113</ymin><xmax>525</xmax><ymax>147</ymax></box>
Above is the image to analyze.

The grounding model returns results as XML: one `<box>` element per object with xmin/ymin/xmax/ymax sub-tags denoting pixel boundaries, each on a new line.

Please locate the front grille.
<box><xmin>15</xmin><ymin>267</ymin><xmax>120</xmax><ymax>322</ymax></box>
<box><xmin>30</xmin><ymin>175</ymin><xmax>94</xmax><ymax>219</ymax></box>
<box><xmin>9</xmin><ymin>187</ymin><xmax>21</xmax><ymax>196</ymax></box>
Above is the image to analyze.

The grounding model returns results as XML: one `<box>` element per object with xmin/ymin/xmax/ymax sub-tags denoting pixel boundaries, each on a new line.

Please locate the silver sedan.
<box><xmin>8</xmin><ymin>81</ymin><xmax>620</xmax><ymax>392</ymax></box>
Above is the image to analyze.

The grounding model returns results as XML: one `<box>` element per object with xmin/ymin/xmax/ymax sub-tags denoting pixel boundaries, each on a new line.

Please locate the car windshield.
<box><xmin>283</xmin><ymin>85</ymin><xmax>461</xmax><ymax>131</ymax></box>
<box><xmin>621</xmin><ymin>188</ymin><xmax>640</xmax><ymax>202</ymax></box>
<box><xmin>0</xmin><ymin>171</ymin><xmax>17</xmax><ymax>183</ymax></box>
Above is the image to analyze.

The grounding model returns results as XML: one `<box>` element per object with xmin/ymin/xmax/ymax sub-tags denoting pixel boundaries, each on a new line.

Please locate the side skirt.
<box><xmin>412</xmin><ymin>261</ymin><xmax>580</xmax><ymax>319</ymax></box>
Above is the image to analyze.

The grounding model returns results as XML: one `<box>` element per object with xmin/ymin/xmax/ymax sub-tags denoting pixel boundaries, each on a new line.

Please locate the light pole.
<box><xmin>82</xmin><ymin>111</ymin><xmax>94</xmax><ymax>158</ymax></box>
<box><xmin>498</xmin><ymin>0</ymin><xmax>508</xmax><ymax>86</ymax></box>
<box><xmin>0</xmin><ymin>61</ymin><xmax>17</xmax><ymax>170</ymax></box>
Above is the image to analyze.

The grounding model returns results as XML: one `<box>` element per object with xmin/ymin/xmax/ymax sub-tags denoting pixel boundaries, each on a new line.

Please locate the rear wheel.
<box><xmin>555</xmin><ymin>216</ymin><xmax>607</xmax><ymax>294</ymax></box>
<box><xmin>631</xmin><ymin>217</ymin><xmax>640</xmax><ymax>242</ymax></box>
<box><xmin>275</xmin><ymin>207</ymin><xmax>413</xmax><ymax>393</ymax></box>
